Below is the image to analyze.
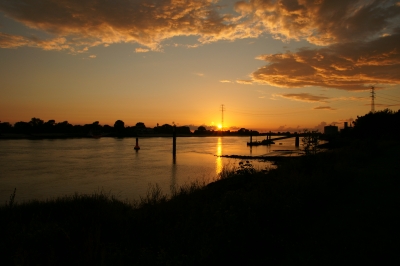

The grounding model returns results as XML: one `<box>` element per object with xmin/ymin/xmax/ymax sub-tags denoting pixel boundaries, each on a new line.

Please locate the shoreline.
<box><xmin>0</xmin><ymin>133</ymin><xmax>255</xmax><ymax>139</ymax></box>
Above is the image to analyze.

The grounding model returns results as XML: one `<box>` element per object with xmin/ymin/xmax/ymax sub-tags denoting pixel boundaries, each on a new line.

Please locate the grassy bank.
<box><xmin>1</xmin><ymin>140</ymin><xmax>399</xmax><ymax>265</ymax></box>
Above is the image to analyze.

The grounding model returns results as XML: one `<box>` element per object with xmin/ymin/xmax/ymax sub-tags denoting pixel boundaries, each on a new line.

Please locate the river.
<box><xmin>0</xmin><ymin>136</ymin><xmax>300</xmax><ymax>204</ymax></box>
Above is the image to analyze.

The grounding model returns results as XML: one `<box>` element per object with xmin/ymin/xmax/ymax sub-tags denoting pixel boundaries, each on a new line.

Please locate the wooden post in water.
<box><xmin>295</xmin><ymin>134</ymin><xmax>299</xmax><ymax>147</ymax></box>
<box><xmin>250</xmin><ymin>130</ymin><xmax>252</xmax><ymax>144</ymax></box>
<box><xmin>134</xmin><ymin>137</ymin><xmax>140</xmax><ymax>151</ymax></box>
<box><xmin>172</xmin><ymin>125</ymin><xmax>176</xmax><ymax>157</ymax></box>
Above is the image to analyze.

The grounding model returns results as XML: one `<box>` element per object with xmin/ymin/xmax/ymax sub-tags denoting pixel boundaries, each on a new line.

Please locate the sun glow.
<box><xmin>216</xmin><ymin>137</ymin><xmax>223</xmax><ymax>175</ymax></box>
<box><xmin>217</xmin><ymin>124</ymin><xmax>222</xmax><ymax>129</ymax></box>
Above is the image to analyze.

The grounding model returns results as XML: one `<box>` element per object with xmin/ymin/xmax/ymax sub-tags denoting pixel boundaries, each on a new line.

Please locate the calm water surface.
<box><xmin>0</xmin><ymin>136</ymin><xmax>299</xmax><ymax>204</ymax></box>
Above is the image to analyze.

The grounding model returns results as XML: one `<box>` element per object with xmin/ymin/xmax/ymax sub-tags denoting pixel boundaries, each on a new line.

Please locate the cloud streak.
<box><xmin>276</xmin><ymin>93</ymin><xmax>330</xmax><ymax>103</ymax></box>
<box><xmin>313</xmin><ymin>106</ymin><xmax>336</xmax><ymax>110</ymax></box>
<box><xmin>236</xmin><ymin>79</ymin><xmax>253</xmax><ymax>84</ymax></box>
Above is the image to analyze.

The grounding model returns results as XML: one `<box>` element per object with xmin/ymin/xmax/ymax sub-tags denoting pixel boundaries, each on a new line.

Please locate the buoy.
<box><xmin>134</xmin><ymin>137</ymin><xmax>140</xmax><ymax>150</ymax></box>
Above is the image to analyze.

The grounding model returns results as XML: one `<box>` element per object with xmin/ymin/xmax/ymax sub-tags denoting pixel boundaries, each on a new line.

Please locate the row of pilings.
<box><xmin>250</xmin><ymin>130</ymin><xmax>300</xmax><ymax>147</ymax></box>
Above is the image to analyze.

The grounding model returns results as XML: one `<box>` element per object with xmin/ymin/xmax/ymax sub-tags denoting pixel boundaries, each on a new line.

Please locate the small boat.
<box><xmin>247</xmin><ymin>139</ymin><xmax>275</xmax><ymax>146</ymax></box>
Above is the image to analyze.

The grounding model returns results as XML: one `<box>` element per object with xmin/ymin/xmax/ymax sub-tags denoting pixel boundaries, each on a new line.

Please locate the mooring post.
<box><xmin>295</xmin><ymin>134</ymin><xmax>299</xmax><ymax>147</ymax></box>
<box><xmin>134</xmin><ymin>137</ymin><xmax>140</xmax><ymax>151</ymax></box>
<box><xmin>250</xmin><ymin>130</ymin><xmax>252</xmax><ymax>144</ymax></box>
<box><xmin>172</xmin><ymin>125</ymin><xmax>176</xmax><ymax>157</ymax></box>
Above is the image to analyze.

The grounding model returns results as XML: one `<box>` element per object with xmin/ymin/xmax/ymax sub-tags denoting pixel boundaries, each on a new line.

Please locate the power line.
<box><xmin>378</xmin><ymin>91</ymin><xmax>400</xmax><ymax>100</ymax></box>
<box><xmin>377</xmin><ymin>95</ymin><xmax>400</xmax><ymax>103</ymax></box>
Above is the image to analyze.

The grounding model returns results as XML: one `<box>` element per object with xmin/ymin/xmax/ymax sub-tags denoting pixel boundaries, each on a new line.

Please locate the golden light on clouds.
<box><xmin>236</xmin><ymin>79</ymin><xmax>253</xmax><ymax>85</ymax></box>
<box><xmin>251</xmin><ymin>32</ymin><xmax>400</xmax><ymax>91</ymax></box>
<box><xmin>135</xmin><ymin>48</ymin><xmax>149</xmax><ymax>53</ymax></box>
<box><xmin>0</xmin><ymin>0</ymin><xmax>253</xmax><ymax>52</ymax></box>
<box><xmin>1</xmin><ymin>0</ymin><xmax>400</xmax><ymax>130</ymax></box>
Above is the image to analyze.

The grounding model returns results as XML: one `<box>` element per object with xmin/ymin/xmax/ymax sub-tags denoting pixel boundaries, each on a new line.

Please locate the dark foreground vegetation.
<box><xmin>1</xmin><ymin>139</ymin><xmax>399</xmax><ymax>265</ymax></box>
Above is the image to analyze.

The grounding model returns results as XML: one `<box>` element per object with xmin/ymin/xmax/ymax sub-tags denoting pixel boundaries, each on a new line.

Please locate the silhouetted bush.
<box><xmin>352</xmin><ymin>109</ymin><xmax>400</xmax><ymax>140</ymax></box>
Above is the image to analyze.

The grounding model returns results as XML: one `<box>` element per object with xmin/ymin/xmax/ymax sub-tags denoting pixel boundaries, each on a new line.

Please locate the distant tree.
<box><xmin>43</xmin><ymin>120</ymin><xmax>55</xmax><ymax>133</ymax></box>
<box><xmin>44</xmin><ymin>119</ymin><xmax>55</xmax><ymax>126</ymax></box>
<box><xmin>0</xmin><ymin>122</ymin><xmax>12</xmax><ymax>134</ymax></box>
<box><xmin>136</xmin><ymin>122</ymin><xmax>146</xmax><ymax>128</ymax></box>
<box><xmin>194</xmin><ymin>126</ymin><xmax>207</xmax><ymax>135</ymax></box>
<box><xmin>301</xmin><ymin>130</ymin><xmax>320</xmax><ymax>156</ymax></box>
<box><xmin>237</xmin><ymin>128</ymin><xmax>250</xmax><ymax>135</ymax></box>
<box><xmin>28</xmin><ymin>117</ymin><xmax>44</xmax><ymax>133</ymax></box>
<box><xmin>29</xmin><ymin>117</ymin><xmax>44</xmax><ymax>128</ymax></box>
<box><xmin>14</xmin><ymin>121</ymin><xmax>31</xmax><ymax>134</ymax></box>
<box><xmin>114</xmin><ymin>120</ymin><xmax>125</xmax><ymax>136</ymax></box>
<box><xmin>114</xmin><ymin>120</ymin><xmax>125</xmax><ymax>129</ymax></box>
<box><xmin>55</xmin><ymin>121</ymin><xmax>73</xmax><ymax>133</ymax></box>
<box><xmin>92</xmin><ymin>121</ymin><xmax>102</xmax><ymax>130</ymax></box>
<box><xmin>198</xmin><ymin>126</ymin><xmax>206</xmax><ymax>132</ymax></box>
<box><xmin>103</xmin><ymin>125</ymin><xmax>113</xmax><ymax>133</ymax></box>
<box><xmin>154</xmin><ymin>124</ymin><xmax>173</xmax><ymax>134</ymax></box>
<box><xmin>176</xmin><ymin>126</ymin><xmax>191</xmax><ymax>134</ymax></box>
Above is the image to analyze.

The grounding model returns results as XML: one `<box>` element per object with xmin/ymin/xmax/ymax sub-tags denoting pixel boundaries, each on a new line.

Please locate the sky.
<box><xmin>1</xmin><ymin>0</ymin><xmax>400</xmax><ymax>132</ymax></box>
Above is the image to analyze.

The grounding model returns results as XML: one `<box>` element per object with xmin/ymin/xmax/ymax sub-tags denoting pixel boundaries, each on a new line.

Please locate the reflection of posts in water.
<box><xmin>172</xmin><ymin>125</ymin><xmax>176</xmax><ymax>157</ymax></box>
<box><xmin>295</xmin><ymin>134</ymin><xmax>299</xmax><ymax>147</ymax></box>
<box><xmin>216</xmin><ymin>137</ymin><xmax>223</xmax><ymax>175</ymax></box>
<box><xmin>249</xmin><ymin>130</ymin><xmax>253</xmax><ymax>154</ymax></box>
<box><xmin>170</xmin><ymin>156</ymin><xmax>177</xmax><ymax>195</ymax></box>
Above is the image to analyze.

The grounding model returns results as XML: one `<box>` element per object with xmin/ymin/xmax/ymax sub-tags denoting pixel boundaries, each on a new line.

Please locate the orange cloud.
<box><xmin>0</xmin><ymin>32</ymin><xmax>72</xmax><ymax>51</ymax></box>
<box><xmin>277</xmin><ymin>93</ymin><xmax>330</xmax><ymax>102</ymax></box>
<box><xmin>252</xmin><ymin>32</ymin><xmax>400</xmax><ymax>90</ymax></box>
<box><xmin>135</xmin><ymin>48</ymin><xmax>150</xmax><ymax>53</ymax></box>
<box><xmin>313</xmin><ymin>106</ymin><xmax>336</xmax><ymax>110</ymax></box>
<box><xmin>236</xmin><ymin>79</ymin><xmax>253</xmax><ymax>84</ymax></box>
<box><xmin>236</xmin><ymin>0</ymin><xmax>400</xmax><ymax>46</ymax></box>
<box><xmin>1</xmin><ymin>0</ymin><xmax>399</xmax><ymax>55</ymax></box>
<box><xmin>0</xmin><ymin>0</ymin><xmax>255</xmax><ymax>52</ymax></box>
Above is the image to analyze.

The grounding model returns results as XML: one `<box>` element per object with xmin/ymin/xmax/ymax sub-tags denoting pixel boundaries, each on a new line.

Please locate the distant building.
<box><xmin>324</xmin><ymin>125</ymin><xmax>338</xmax><ymax>135</ymax></box>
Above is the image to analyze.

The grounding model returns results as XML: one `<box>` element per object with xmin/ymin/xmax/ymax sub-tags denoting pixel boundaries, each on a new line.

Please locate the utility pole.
<box><xmin>220</xmin><ymin>104</ymin><xmax>225</xmax><ymax>130</ymax></box>
<box><xmin>371</xmin><ymin>86</ymin><xmax>375</xmax><ymax>112</ymax></box>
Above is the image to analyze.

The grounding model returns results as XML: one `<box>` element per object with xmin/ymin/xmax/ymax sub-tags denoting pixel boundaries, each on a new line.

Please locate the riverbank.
<box><xmin>0</xmin><ymin>133</ymin><xmax>251</xmax><ymax>139</ymax></box>
<box><xmin>1</xmin><ymin>140</ymin><xmax>399</xmax><ymax>265</ymax></box>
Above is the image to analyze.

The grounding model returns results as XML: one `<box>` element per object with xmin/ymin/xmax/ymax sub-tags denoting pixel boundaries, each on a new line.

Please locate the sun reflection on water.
<box><xmin>216</xmin><ymin>137</ymin><xmax>223</xmax><ymax>175</ymax></box>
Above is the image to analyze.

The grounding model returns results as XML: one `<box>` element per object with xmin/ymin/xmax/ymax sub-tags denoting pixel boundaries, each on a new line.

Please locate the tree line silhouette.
<box><xmin>1</xmin><ymin>109</ymin><xmax>398</xmax><ymax>139</ymax></box>
<box><xmin>0</xmin><ymin>118</ymin><xmax>259</xmax><ymax>138</ymax></box>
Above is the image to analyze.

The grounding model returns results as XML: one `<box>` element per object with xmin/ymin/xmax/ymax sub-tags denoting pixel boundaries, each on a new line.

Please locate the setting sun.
<box><xmin>217</xmin><ymin>124</ymin><xmax>222</xmax><ymax>130</ymax></box>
